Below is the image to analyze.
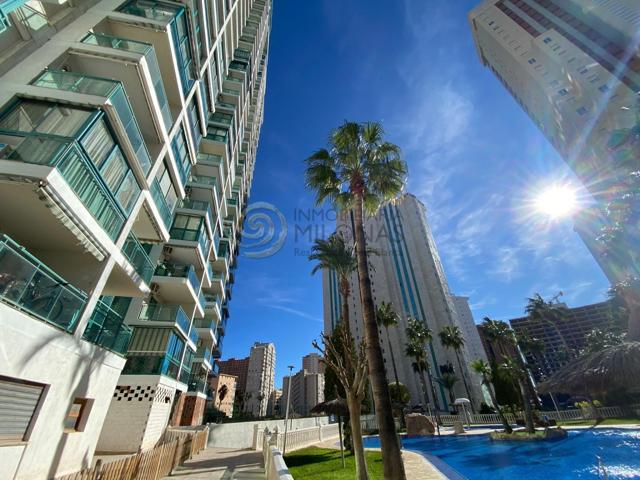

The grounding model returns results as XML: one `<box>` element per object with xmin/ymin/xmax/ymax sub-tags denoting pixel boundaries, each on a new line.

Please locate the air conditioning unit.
<box><xmin>151</xmin><ymin>283</ymin><xmax>160</xmax><ymax>294</ymax></box>
<box><xmin>163</xmin><ymin>246</ymin><xmax>173</xmax><ymax>255</ymax></box>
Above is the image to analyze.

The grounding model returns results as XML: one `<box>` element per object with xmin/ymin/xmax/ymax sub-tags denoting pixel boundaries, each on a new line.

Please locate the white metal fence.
<box><xmin>362</xmin><ymin>405</ymin><xmax>634</xmax><ymax>429</ymax></box>
<box><xmin>258</xmin><ymin>422</ymin><xmax>341</xmax><ymax>452</ymax></box>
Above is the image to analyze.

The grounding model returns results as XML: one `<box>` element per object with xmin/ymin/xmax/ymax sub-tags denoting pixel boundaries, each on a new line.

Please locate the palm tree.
<box><xmin>376</xmin><ymin>302</ymin><xmax>401</xmax><ymax>403</ymax></box>
<box><xmin>310</xmin><ymin>237</ymin><xmax>368</xmax><ymax>479</ymax></box>
<box><xmin>217</xmin><ymin>384</ymin><xmax>229</xmax><ymax>409</ymax></box>
<box><xmin>310</xmin><ymin>233</ymin><xmax>357</xmax><ymax>335</ymax></box>
<box><xmin>500</xmin><ymin>359</ymin><xmax>535</xmax><ymax>434</ymax></box>
<box><xmin>480</xmin><ymin>318</ymin><xmax>536</xmax><ymax>433</ymax></box>
<box><xmin>405</xmin><ymin>318</ymin><xmax>442</xmax><ymax>412</ymax></box>
<box><xmin>470</xmin><ymin>359</ymin><xmax>512</xmax><ymax>433</ymax></box>
<box><xmin>438</xmin><ymin>325</ymin><xmax>474</xmax><ymax>409</ymax></box>
<box><xmin>525</xmin><ymin>293</ymin><xmax>572</xmax><ymax>358</ymax></box>
<box><xmin>305</xmin><ymin>121</ymin><xmax>407</xmax><ymax>480</ymax></box>
<box><xmin>405</xmin><ymin>341</ymin><xmax>431</xmax><ymax>408</ymax></box>
<box><xmin>437</xmin><ymin>372</ymin><xmax>459</xmax><ymax>406</ymax></box>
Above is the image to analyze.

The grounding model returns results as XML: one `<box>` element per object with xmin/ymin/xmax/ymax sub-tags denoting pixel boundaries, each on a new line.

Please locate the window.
<box><xmin>528</xmin><ymin>58</ymin><xmax>536</xmax><ymax>64</ymax></box>
<box><xmin>599</xmin><ymin>84</ymin><xmax>610</xmax><ymax>93</ymax></box>
<box><xmin>64</xmin><ymin>398</ymin><xmax>92</xmax><ymax>432</ymax></box>
<box><xmin>543</xmin><ymin>37</ymin><xmax>552</xmax><ymax>44</ymax></box>
<box><xmin>558</xmin><ymin>88</ymin><xmax>568</xmax><ymax>96</ymax></box>
<box><xmin>577</xmin><ymin>106</ymin><xmax>588</xmax><ymax>116</ymax></box>
<box><xmin>0</xmin><ymin>377</ymin><xmax>46</xmax><ymax>442</ymax></box>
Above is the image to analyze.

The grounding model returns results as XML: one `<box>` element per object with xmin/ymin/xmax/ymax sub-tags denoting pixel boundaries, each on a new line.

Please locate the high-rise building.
<box><xmin>245</xmin><ymin>341</ymin><xmax>276</xmax><ymax>417</ymax></box>
<box><xmin>282</xmin><ymin>370</ymin><xmax>325</xmax><ymax>417</ymax></box>
<box><xmin>217</xmin><ymin>357</ymin><xmax>250</xmax><ymax>395</ymax></box>
<box><xmin>0</xmin><ymin>0</ymin><xmax>272</xmax><ymax>474</ymax></box>
<box><xmin>322</xmin><ymin>194</ymin><xmax>485</xmax><ymax>411</ymax></box>
<box><xmin>468</xmin><ymin>0</ymin><xmax>640</xmax><ymax>284</ymax></box>
<box><xmin>302</xmin><ymin>352</ymin><xmax>325</xmax><ymax>374</ymax></box>
<box><xmin>509</xmin><ymin>300</ymin><xmax>626</xmax><ymax>381</ymax></box>
<box><xmin>209</xmin><ymin>373</ymin><xmax>237</xmax><ymax>418</ymax></box>
<box><xmin>268</xmin><ymin>388</ymin><xmax>283</xmax><ymax>416</ymax></box>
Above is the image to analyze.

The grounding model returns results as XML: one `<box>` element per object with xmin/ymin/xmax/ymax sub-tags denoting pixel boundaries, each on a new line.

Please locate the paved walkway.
<box><xmin>164</xmin><ymin>447</ymin><xmax>264</xmax><ymax>480</ymax></box>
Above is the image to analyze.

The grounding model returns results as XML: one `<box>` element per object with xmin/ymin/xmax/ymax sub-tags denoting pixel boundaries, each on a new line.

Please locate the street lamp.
<box><xmin>282</xmin><ymin>365</ymin><xmax>295</xmax><ymax>456</ymax></box>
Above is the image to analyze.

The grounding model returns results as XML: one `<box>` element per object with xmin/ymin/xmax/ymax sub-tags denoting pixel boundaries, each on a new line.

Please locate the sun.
<box><xmin>534</xmin><ymin>184</ymin><xmax>578</xmax><ymax>219</ymax></box>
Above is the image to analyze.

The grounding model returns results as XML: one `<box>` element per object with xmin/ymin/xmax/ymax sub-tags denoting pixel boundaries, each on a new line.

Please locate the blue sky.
<box><xmin>222</xmin><ymin>0</ymin><xmax>610</xmax><ymax>388</ymax></box>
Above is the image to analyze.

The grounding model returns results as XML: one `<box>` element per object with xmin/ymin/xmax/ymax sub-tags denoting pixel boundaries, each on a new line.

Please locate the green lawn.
<box><xmin>284</xmin><ymin>447</ymin><xmax>384</xmax><ymax>479</ymax></box>
<box><xmin>557</xmin><ymin>417</ymin><xmax>640</xmax><ymax>427</ymax></box>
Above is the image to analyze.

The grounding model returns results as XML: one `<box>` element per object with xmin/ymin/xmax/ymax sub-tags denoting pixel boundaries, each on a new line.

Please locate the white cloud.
<box><xmin>489</xmin><ymin>247</ymin><xmax>522</xmax><ymax>281</ymax></box>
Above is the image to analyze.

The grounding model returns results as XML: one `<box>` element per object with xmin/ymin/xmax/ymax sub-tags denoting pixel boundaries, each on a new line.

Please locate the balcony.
<box><xmin>186</xmin><ymin>174</ymin><xmax>223</xmax><ymax>227</ymax></box>
<box><xmin>82</xmin><ymin>300</ymin><xmax>133</xmax><ymax>356</ymax></box>
<box><xmin>81</xmin><ymin>32</ymin><xmax>173</xmax><ymax>132</ymax></box>
<box><xmin>193</xmin><ymin>316</ymin><xmax>217</xmax><ymax>344</ymax></box>
<box><xmin>0</xmin><ymin>235</ymin><xmax>86</xmax><ymax>333</ymax></box>
<box><xmin>212</xmin><ymin>335</ymin><xmax>224</xmax><ymax>358</ymax></box>
<box><xmin>211</xmin><ymin>239</ymin><xmax>230</xmax><ymax>277</ymax></box>
<box><xmin>203</xmin><ymin>293</ymin><xmax>221</xmax><ymax>320</ymax></box>
<box><xmin>177</xmin><ymin>199</ymin><xmax>215</xmax><ymax>240</ymax></box>
<box><xmin>0</xmin><ymin>100</ymin><xmax>138</xmax><ymax>257</ymax></box>
<box><xmin>122</xmin><ymin>232</ymin><xmax>155</xmax><ymax>285</ymax></box>
<box><xmin>151</xmin><ymin>263</ymin><xmax>201</xmax><ymax>311</ymax></box>
<box><xmin>118</xmin><ymin>0</ymin><xmax>197</xmax><ymax>101</ymax></box>
<box><xmin>135</xmin><ymin>303</ymin><xmax>191</xmax><ymax>338</ymax></box>
<box><xmin>168</xmin><ymin>214</ymin><xmax>211</xmax><ymax>267</ymax></box>
<box><xmin>206</xmin><ymin>270</ymin><xmax>225</xmax><ymax>298</ymax></box>
<box><xmin>31</xmin><ymin>70</ymin><xmax>152</xmax><ymax>177</ymax></box>
<box><xmin>123</xmin><ymin>353</ymin><xmax>182</xmax><ymax>379</ymax></box>
<box><xmin>194</xmin><ymin>345</ymin><xmax>213</xmax><ymax>370</ymax></box>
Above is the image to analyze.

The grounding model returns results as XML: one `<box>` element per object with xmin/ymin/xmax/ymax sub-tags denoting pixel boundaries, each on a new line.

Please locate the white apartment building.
<box><xmin>0</xmin><ymin>0</ymin><xmax>271</xmax><ymax>476</ymax></box>
<box><xmin>468</xmin><ymin>0</ymin><xmax>640</xmax><ymax>284</ymax></box>
<box><xmin>245</xmin><ymin>341</ymin><xmax>275</xmax><ymax>417</ymax></box>
<box><xmin>322</xmin><ymin>194</ymin><xmax>485</xmax><ymax>411</ymax></box>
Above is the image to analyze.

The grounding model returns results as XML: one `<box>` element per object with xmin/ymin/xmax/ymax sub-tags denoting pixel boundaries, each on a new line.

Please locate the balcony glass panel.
<box><xmin>180</xmin><ymin>198</ymin><xmax>214</xmax><ymax>229</ymax></box>
<box><xmin>82</xmin><ymin>33</ymin><xmax>173</xmax><ymax>131</ymax></box>
<box><xmin>0</xmin><ymin>235</ymin><xmax>86</xmax><ymax>332</ymax></box>
<box><xmin>82</xmin><ymin>299</ymin><xmax>132</xmax><ymax>355</ymax></box>
<box><xmin>189</xmin><ymin>173</ymin><xmax>217</xmax><ymax>186</ymax></box>
<box><xmin>122</xmin><ymin>232</ymin><xmax>155</xmax><ymax>283</ymax></box>
<box><xmin>123</xmin><ymin>354</ymin><xmax>181</xmax><ymax>378</ymax></box>
<box><xmin>198</xmin><ymin>290</ymin><xmax>206</xmax><ymax>311</ymax></box>
<box><xmin>150</xmin><ymin>179</ymin><xmax>173</xmax><ymax>229</ymax></box>
<box><xmin>138</xmin><ymin>302</ymin><xmax>190</xmax><ymax>334</ymax></box>
<box><xmin>154</xmin><ymin>263</ymin><xmax>201</xmax><ymax>294</ymax></box>
<box><xmin>171</xmin><ymin>126</ymin><xmax>192</xmax><ymax>186</ymax></box>
<box><xmin>33</xmin><ymin>70</ymin><xmax>152</xmax><ymax>176</ymax></box>
<box><xmin>170</xmin><ymin>214</ymin><xmax>206</xmax><ymax>243</ymax></box>
<box><xmin>187</xmin><ymin>100</ymin><xmax>202</xmax><ymax>150</ymax></box>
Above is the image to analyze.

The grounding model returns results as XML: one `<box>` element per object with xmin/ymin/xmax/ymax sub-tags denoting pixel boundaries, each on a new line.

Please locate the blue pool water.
<box><xmin>363</xmin><ymin>429</ymin><xmax>640</xmax><ymax>479</ymax></box>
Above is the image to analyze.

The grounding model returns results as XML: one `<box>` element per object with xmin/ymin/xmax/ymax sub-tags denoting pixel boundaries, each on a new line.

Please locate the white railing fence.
<box><xmin>256</xmin><ymin>422</ymin><xmax>341</xmax><ymax>453</ymax></box>
<box><xmin>362</xmin><ymin>405</ymin><xmax>634</xmax><ymax>429</ymax></box>
<box><xmin>262</xmin><ymin>429</ymin><xmax>294</xmax><ymax>480</ymax></box>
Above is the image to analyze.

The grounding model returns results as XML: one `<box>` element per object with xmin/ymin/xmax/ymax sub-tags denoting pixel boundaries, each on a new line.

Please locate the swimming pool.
<box><xmin>362</xmin><ymin>428</ymin><xmax>640</xmax><ymax>479</ymax></box>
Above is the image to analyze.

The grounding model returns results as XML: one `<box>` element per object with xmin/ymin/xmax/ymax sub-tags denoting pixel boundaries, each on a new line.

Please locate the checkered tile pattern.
<box><xmin>113</xmin><ymin>385</ymin><xmax>155</xmax><ymax>402</ymax></box>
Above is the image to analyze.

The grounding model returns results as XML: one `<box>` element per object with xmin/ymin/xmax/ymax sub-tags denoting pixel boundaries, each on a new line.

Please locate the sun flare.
<box><xmin>534</xmin><ymin>185</ymin><xmax>578</xmax><ymax>219</ymax></box>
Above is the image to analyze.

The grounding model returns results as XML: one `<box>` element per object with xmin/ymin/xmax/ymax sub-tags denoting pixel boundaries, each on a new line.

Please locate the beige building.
<box><xmin>245</xmin><ymin>342</ymin><xmax>276</xmax><ymax>417</ymax></box>
<box><xmin>469</xmin><ymin>0</ymin><xmax>640</xmax><ymax>284</ymax></box>
<box><xmin>302</xmin><ymin>353</ymin><xmax>325</xmax><ymax>374</ymax></box>
<box><xmin>268</xmin><ymin>388</ymin><xmax>283</xmax><ymax>417</ymax></box>
<box><xmin>282</xmin><ymin>370</ymin><xmax>324</xmax><ymax>417</ymax></box>
<box><xmin>209</xmin><ymin>373</ymin><xmax>237</xmax><ymax>419</ymax></box>
<box><xmin>0</xmin><ymin>0</ymin><xmax>272</xmax><ymax>476</ymax></box>
<box><xmin>322</xmin><ymin>194</ymin><xmax>485</xmax><ymax>411</ymax></box>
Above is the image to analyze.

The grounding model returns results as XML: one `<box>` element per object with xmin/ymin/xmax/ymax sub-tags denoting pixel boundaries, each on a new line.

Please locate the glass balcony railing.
<box><xmin>82</xmin><ymin>300</ymin><xmax>132</xmax><ymax>356</ymax></box>
<box><xmin>82</xmin><ymin>32</ymin><xmax>173</xmax><ymax>131</ymax></box>
<box><xmin>32</xmin><ymin>70</ymin><xmax>152</xmax><ymax>176</ymax></box>
<box><xmin>150</xmin><ymin>179</ymin><xmax>174</xmax><ymax>230</ymax></box>
<box><xmin>193</xmin><ymin>317</ymin><xmax>216</xmax><ymax>332</ymax></box>
<box><xmin>206</xmin><ymin>263</ymin><xmax>215</xmax><ymax>283</ymax></box>
<box><xmin>179</xmin><ymin>365</ymin><xmax>191</xmax><ymax>384</ymax></box>
<box><xmin>138</xmin><ymin>303</ymin><xmax>190</xmax><ymax>335</ymax></box>
<box><xmin>198</xmin><ymin>290</ymin><xmax>206</xmax><ymax>311</ymax></box>
<box><xmin>119</xmin><ymin>0</ymin><xmax>196</xmax><ymax>95</ymax></box>
<box><xmin>3</xmin><ymin>135</ymin><xmax>126</xmax><ymax>240</ymax></box>
<box><xmin>187</xmin><ymin>376</ymin><xmax>208</xmax><ymax>394</ymax></box>
<box><xmin>227</xmin><ymin>197</ymin><xmax>238</xmax><ymax>206</ymax></box>
<box><xmin>234</xmin><ymin>49</ymin><xmax>251</xmax><ymax>61</ymax></box>
<box><xmin>154</xmin><ymin>263</ymin><xmax>201</xmax><ymax>294</ymax></box>
<box><xmin>196</xmin><ymin>152</ymin><xmax>223</xmax><ymax>167</ymax></box>
<box><xmin>188</xmin><ymin>174</ymin><xmax>217</xmax><ymax>186</ymax></box>
<box><xmin>179</xmin><ymin>199</ymin><xmax>214</xmax><ymax>228</ymax></box>
<box><xmin>0</xmin><ymin>235</ymin><xmax>87</xmax><ymax>333</ymax></box>
<box><xmin>122</xmin><ymin>233</ymin><xmax>155</xmax><ymax>284</ymax></box>
<box><xmin>189</xmin><ymin>325</ymin><xmax>199</xmax><ymax>345</ymax></box>
<box><xmin>123</xmin><ymin>353</ymin><xmax>181</xmax><ymax>379</ymax></box>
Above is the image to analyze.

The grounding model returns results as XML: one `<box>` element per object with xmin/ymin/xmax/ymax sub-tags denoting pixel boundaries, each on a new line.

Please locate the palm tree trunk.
<box><xmin>518</xmin><ymin>380</ymin><xmax>535</xmax><ymax>434</ymax></box>
<box><xmin>347</xmin><ymin>392</ymin><xmax>369</xmax><ymax>480</ymax></box>
<box><xmin>485</xmin><ymin>378</ymin><xmax>512</xmax><ymax>433</ymax></box>
<box><xmin>454</xmin><ymin>349</ymin><xmax>474</xmax><ymax>411</ymax></box>
<box><xmin>340</xmin><ymin>278</ymin><xmax>351</xmax><ymax>335</ymax></box>
<box><xmin>424</xmin><ymin>368</ymin><xmax>442</xmax><ymax>429</ymax></box>
<box><xmin>386</xmin><ymin>327</ymin><xmax>401</xmax><ymax>402</ymax></box>
<box><xmin>352</xmin><ymin>197</ymin><xmax>406</xmax><ymax>480</ymax></box>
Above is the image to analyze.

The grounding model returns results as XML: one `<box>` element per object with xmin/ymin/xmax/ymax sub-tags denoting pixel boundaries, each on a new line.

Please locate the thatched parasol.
<box><xmin>538</xmin><ymin>342</ymin><xmax>640</xmax><ymax>395</ymax></box>
<box><xmin>311</xmin><ymin>397</ymin><xmax>348</xmax><ymax>467</ymax></box>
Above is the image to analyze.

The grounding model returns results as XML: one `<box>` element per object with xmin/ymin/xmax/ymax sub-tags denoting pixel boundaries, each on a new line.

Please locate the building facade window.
<box><xmin>0</xmin><ymin>376</ymin><xmax>47</xmax><ymax>442</ymax></box>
